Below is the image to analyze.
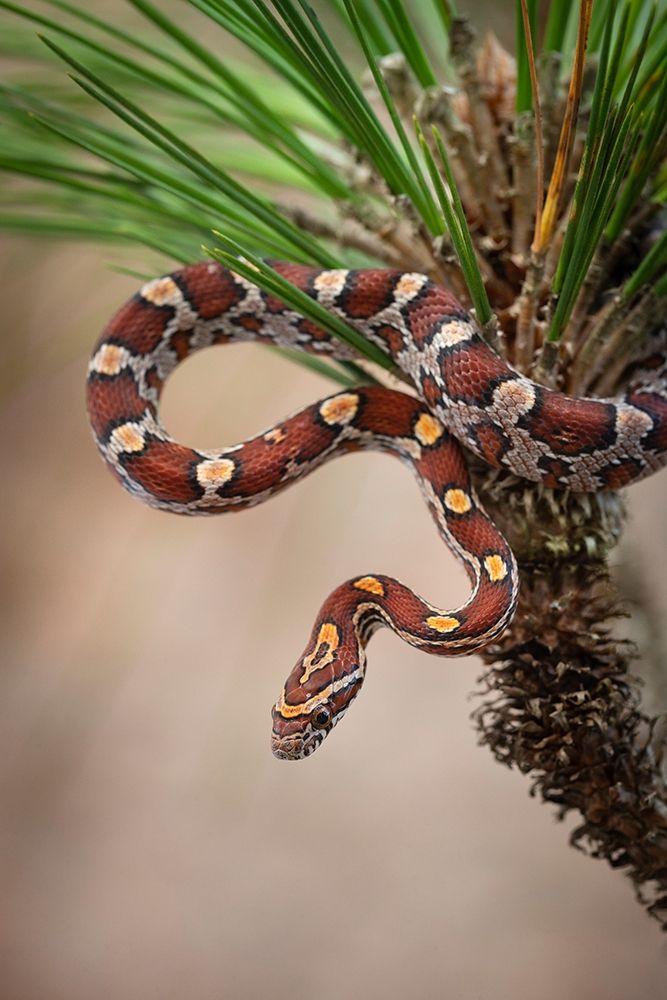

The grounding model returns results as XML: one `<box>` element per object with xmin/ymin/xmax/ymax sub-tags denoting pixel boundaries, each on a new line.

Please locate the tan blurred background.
<box><xmin>2</xmin><ymin>3</ymin><xmax>667</xmax><ymax>998</ymax></box>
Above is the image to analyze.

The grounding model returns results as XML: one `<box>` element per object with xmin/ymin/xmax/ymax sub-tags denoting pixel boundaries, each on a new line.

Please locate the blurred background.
<box><xmin>2</xmin><ymin>2</ymin><xmax>667</xmax><ymax>998</ymax></box>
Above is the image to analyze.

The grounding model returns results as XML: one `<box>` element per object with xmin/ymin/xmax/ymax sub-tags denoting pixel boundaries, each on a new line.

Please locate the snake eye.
<box><xmin>311</xmin><ymin>705</ymin><xmax>332</xmax><ymax>729</ymax></box>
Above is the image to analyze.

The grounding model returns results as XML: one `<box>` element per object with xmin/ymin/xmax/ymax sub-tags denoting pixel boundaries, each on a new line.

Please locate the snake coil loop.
<box><xmin>87</xmin><ymin>262</ymin><xmax>667</xmax><ymax>759</ymax></box>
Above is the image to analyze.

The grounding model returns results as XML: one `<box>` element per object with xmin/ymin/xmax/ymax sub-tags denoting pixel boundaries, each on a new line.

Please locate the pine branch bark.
<box><xmin>470</xmin><ymin>466</ymin><xmax>667</xmax><ymax>927</ymax></box>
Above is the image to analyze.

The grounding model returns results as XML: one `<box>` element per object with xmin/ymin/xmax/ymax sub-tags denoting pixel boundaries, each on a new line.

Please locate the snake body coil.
<box><xmin>86</xmin><ymin>262</ymin><xmax>667</xmax><ymax>759</ymax></box>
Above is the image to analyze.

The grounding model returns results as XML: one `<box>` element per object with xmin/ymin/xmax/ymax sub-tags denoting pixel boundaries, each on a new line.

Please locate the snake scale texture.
<box><xmin>86</xmin><ymin>262</ymin><xmax>667</xmax><ymax>759</ymax></box>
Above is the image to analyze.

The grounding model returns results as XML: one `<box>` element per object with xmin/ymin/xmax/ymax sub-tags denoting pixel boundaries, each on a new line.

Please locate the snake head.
<box><xmin>271</xmin><ymin>619</ymin><xmax>366</xmax><ymax>760</ymax></box>
<box><xmin>271</xmin><ymin>702</ymin><xmax>334</xmax><ymax>760</ymax></box>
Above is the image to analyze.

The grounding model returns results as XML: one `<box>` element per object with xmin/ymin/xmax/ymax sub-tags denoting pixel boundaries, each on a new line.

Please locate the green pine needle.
<box><xmin>343</xmin><ymin>0</ymin><xmax>442</xmax><ymax>234</ymax></box>
<box><xmin>623</xmin><ymin>227</ymin><xmax>667</xmax><ymax>298</ymax></box>
<box><xmin>415</xmin><ymin>120</ymin><xmax>492</xmax><ymax>326</ymax></box>
<box><xmin>1</xmin><ymin>0</ymin><xmax>665</xmax><ymax>385</ymax></box>
<box><xmin>549</xmin><ymin>0</ymin><xmax>661</xmax><ymax>342</ymax></box>
<box><xmin>206</xmin><ymin>234</ymin><xmax>399</xmax><ymax>375</ymax></box>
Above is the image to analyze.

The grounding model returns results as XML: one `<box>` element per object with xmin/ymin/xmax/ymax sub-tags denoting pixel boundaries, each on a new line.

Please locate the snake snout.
<box><xmin>271</xmin><ymin>737</ymin><xmax>302</xmax><ymax>761</ymax></box>
<box><xmin>271</xmin><ymin>731</ymin><xmax>322</xmax><ymax>761</ymax></box>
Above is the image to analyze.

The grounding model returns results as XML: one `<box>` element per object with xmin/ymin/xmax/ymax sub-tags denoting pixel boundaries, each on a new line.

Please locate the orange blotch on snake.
<box><xmin>395</xmin><ymin>273</ymin><xmax>426</xmax><ymax>300</ymax></box>
<box><xmin>437</xmin><ymin>319</ymin><xmax>473</xmax><ymax>349</ymax></box>
<box><xmin>263</xmin><ymin>427</ymin><xmax>287</xmax><ymax>445</ymax></box>
<box><xmin>353</xmin><ymin>576</ymin><xmax>385</xmax><ymax>597</ymax></box>
<box><xmin>275</xmin><ymin>686</ymin><xmax>334</xmax><ymax>719</ymax></box>
<box><xmin>414</xmin><ymin>412</ymin><xmax>444</xmax><ymax>447</ymax></box>
<box><xmin>110</xmin><ymin>422</ymin><xmax>145</xmax><ymax>453</ymax></box>
<box><xmin>484</xmin><ymin>554</ymin><xmax>508</xmax><ymax>582</ymax></box>
<box><xmin>312</xmin><ymin>622</ymin><xmax>339</xmax><ymax>650</ymax></box>
<box><xmin>91</xmin><ymin>343</ymin><xmax>127</xmax><ymax>376</ymax></box>
<box><xmin>196</xmin><ymin>458</ymin><xmax>236</xmax><ymax>487</ymax></box>
<box><xmin>444</xmin><ymin>488</ymin><xmax>472</xmax><ymax>514</ymax></box>
<box><xmin>426</xmin><ymin>615</ymin><xmax>460</xmax><ymax>633</ymax></box>
<box><xmin>319</xmin><ymin>393</ymin><xmax>359</xmax><ymax>426</ymax></box>
<box><xmin>313</xmin><ymin>270</ymin><xmax>348</xmax><ymax>296</ymax></box>
<box><xmin>141</xmin><ymin>276</ymin><xmax>181</xmax><ymax>307</ymax></box>
<box><xmin>299</xmin><ymin>622</ymin><xmax>340</xmax><ymax>684</ymax></box>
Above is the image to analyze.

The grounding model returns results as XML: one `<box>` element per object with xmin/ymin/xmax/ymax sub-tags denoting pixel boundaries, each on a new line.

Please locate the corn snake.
<box><xmin>86</xmin><ymin>261</ymin><xmax>667</xmax><ymax>759</ymax></box>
